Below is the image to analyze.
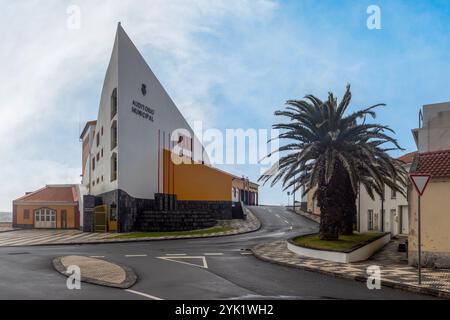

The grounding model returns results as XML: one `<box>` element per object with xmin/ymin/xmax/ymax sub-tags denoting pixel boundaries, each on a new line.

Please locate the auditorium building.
<box><xmin>80</xmin><ymin>23</ymin><xmax>258</xmax><ymax>232</ymax></box>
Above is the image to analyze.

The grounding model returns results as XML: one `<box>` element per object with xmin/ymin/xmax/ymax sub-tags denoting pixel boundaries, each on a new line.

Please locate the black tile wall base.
<box><xmin>12</xmin><ymin>224</ymin><xmax>33</xmax><ymax>229</ymax></box>
<box><xmin>177</xmin><ymin>200</ymin><xmax>233</xmax><ymax>220</ymax></box>
<box><xmin>133</xmin><ymin>210</ymin><xmax>216</xmax><ymax>232</ymax></box>
<box><xmin>83</xmin><ymin>190</ymin><xmax>234</xmax><ymax>233</ymax></box>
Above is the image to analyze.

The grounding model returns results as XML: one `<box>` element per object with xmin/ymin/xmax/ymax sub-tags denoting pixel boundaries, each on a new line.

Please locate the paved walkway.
<box><xmin>0</xmin><ymin>211</ymin><xmax>260</xmax><ymax>247</ymax></box>
<box><xmin>252</xmin><ymin>238</ymin><xmax>450</xmax><ymax>299</ymax></box>
<box><xmin>53</xmin><ymin>255</ymin><xmax>137</xmax><ymax>288</ymax></box>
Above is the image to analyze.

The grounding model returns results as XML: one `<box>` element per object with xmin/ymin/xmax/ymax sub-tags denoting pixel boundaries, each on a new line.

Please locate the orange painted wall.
<box><xmin>15</xmin><ymin>205</ymin><xmax>77</xmax><ymax>228</ymax></box>
<box><xmin>163</xmin><ymin>150</ymin><xmax>233</xmax><ymax>201</ymax></box>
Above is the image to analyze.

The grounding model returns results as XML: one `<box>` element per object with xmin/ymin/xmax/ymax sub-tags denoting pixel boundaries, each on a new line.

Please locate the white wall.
<box><xmin>85</xmin><ymin>24</ymin><xmax>211</xmax><ymax>201</ymax></box>
<box><xmin>357</xmin><ymin>164</ymin><xmax>410</xmax><ymax>235</ymax></box>
<box><xmin>86</xmin><ymin>29</ymin><xmax>119</xmax><ymax>197</ymax></box>
<box><xmin>416</xmin><ymin>102</ymin><xmax>450</xmax><ymax>153</ymax></box>
<box><xmin>116</xmin><ymin>25</ymin><xmax>207</xmax><ymax>200</ymax></box>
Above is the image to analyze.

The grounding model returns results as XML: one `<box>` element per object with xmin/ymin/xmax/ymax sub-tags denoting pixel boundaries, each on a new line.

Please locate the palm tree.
<box><xmin>259</xmin><ymin>85</ymin><xmax>406</xmax><ymax>240</ymax></box>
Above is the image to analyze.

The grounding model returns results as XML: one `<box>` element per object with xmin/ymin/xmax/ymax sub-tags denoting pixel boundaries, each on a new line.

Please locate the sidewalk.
<box><xmin>0</xmin><ymin>210</ymin><xmax>260</xmax><ymax>247</ymax></box>
<box><xmin>252</xmin><ymin>238</ymin><xmax>450</xmax><ymax>299</ymax></box>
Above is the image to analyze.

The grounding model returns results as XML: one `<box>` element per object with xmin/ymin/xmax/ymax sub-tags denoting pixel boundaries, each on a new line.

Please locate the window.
<box><xmin>111</xmin><ymin>88</ymin><xmax>118</xmax><ymax>119</ymax></box>
<box><xmin>368</xmin><ymin>210</ymin><xmax>374</xmax><ymax>231</ymax></box>
<box><xmin>111</xmin><ymin>152</ymin><xmax>117</xmax><ymax>181</ymax></box>
<box><xmin>92</xmin><ymin>181</ymin><xmax>95</xmax><ymax>186</ymax></box>
<box><xmin>101</xmin><ymin>126</ymin><xmax>104</xmax><ymax>136</ymax></box>
<box><xmin>96</xmin><ymin>132</ymin><xmax>100</xmax><ymax>147</ymax></box>
<box><xmin>391</xmin><ymin>188</ymin><xmax>397</xmax><ymax>199</ymax></box>
<box><xmin>96</xmin><ymin>177</ymin><xmax>100</xmax><ymax>184</ymax></box>
<box><xmin>23</xmin><ymin>209</ymin><xmax>30</xmax><ymax>220</ymax></box>
<box><xmin>111</xmin><ymin>120</ymin><xmax>117</xmax><ymax>150</ymax></box>
<box><xmin>96</xmin><ymin>153</ymin><xmax>100</xmax><ymax>161</ymax></box>
<box><xmin>101</xmin><ymin>176</ymin><xmax>104</xmax><ymax>182</ymax></box>
<box><xmin>101</xmin><ymin>148</ymin><xmax>104</xmax><ymax>157</ymax></box>
<box><xmin>92</xmin><ymin>157</ymin><xmax>95</xmax><ymax>171</ymax></box>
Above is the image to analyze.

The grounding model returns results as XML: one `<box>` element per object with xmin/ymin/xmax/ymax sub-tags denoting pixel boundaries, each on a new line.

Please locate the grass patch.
<box><xmin>107</xmin><ymin>226</ymin><xmax>233</xmax><ymax>239</ymax></box>
<box><xmin>292</xmin><ymin>232</ymin><xmax>385</xmax><ymax>252</ymax></box>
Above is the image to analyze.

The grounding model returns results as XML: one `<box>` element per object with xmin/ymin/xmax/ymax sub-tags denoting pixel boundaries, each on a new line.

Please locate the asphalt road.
<box><xmin>0</xmin><ymin>206</ymin><xmax>435</xmax><ymax>300</ymax></box>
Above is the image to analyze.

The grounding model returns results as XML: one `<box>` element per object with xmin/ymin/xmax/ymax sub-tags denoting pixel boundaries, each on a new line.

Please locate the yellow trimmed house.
<box><xmin>408</xmin><ymin>150</ymin><xmax>450</xmax><ymax>268</ymax></box>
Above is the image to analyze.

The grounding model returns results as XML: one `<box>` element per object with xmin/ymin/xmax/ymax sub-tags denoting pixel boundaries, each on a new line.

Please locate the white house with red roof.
<box><xmin>356</xmin><ymin>151</ymin><xmax>416</xmax><ymax>236</ymax></box>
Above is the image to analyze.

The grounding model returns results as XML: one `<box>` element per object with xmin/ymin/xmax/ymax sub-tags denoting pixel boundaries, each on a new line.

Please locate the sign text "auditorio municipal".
<box><xmin>131</xmin><ymin>100</ymin><xmax>155</xmax><ymax>122</ymax></box>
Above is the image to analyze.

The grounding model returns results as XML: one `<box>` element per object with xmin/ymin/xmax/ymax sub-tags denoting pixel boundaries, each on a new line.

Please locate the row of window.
<box><xmin>22</xmin><ymin>208</ymin><xmax>67</xmax><ymax>221</ymax></box>
<box><xmin>367</xmin><ymin>209</ymin><xmax>396</xmax><ymax>230</ymax></box>
<box><xmin>91</xmin><ymin>153</ymin><xmax>117</xmax><ymax>187</ymax></box>
<box><xmin>90</xmin><ymin>88</ymin><xmax>118</xmax><ymax>189</ymax></box>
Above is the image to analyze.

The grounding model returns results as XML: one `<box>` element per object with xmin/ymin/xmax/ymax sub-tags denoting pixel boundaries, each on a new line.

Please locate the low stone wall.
<box><xmin>176</xmin><ymin>200</ymin><xmax>232</xmax><ymax>220</ymax></box>
<box><xmin>287</xmin><ymin>233</ymin><xmax>391</xmax><ymax>263</ymax></box>
<box><xmin>133</xmin><ymin>211</ymin><xmax>216</xmax><ymax>232</ymax></box>
<box><xmin>83</xmin><ymin>190</ymin><xmax>234</xmax><ymax>233</ymax></box>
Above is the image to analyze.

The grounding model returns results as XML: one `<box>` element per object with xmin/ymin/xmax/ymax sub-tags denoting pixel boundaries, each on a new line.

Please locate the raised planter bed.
<box><xmin>287</xmin><ymin>232</ymin><xmax>391</xmax><ymax>263</ymax></box>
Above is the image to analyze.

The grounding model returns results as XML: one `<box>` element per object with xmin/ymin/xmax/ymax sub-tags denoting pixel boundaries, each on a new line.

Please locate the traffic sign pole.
<box><xmin>418</xmin><ymin>194</ymin><xmax>421</xmax><ymax>285</ymax></box>
<box><xmin>409</xmin><ymin>173</ymin><xmax>431</xmax><ymax>285</ymax></box>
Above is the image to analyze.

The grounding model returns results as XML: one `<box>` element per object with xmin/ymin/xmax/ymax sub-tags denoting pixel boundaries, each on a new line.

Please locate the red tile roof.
<box><xmin>14</xmin><ymin>185</ymin><xmax>78</xmax><ymax>203</ymax></box>
<box><xmin>413</xmin><ymin>149</ymin><xmax>450</xmax><ymax>178</ymax></box>
<box><xmin>397</xmin><ymin>151</ymin><xmax>417</xmax><ymax>164</ymax></box>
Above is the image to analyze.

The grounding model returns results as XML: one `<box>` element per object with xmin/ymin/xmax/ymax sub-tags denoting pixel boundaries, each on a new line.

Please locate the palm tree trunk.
<box><xmin>340</xmin><ymin>173</ymin><xmax>356</xmax><ymax>235</ymax></box>
<box><xmin>341</xmin><ymin>191</ymin><xmax>356</xmax><ymax>235</ymax></box>
<box><xmin>317</xmin><ymin>171</ymin><xmax>342</xmax><ymax>241</ymax></box>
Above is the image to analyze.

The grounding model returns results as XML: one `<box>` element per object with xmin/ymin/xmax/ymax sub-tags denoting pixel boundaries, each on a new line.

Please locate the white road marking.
<box><xmin>204</xmin><ymin>253</ymin><xmax>223</xmax><ymax>256</ymax></box>
<box><xmin>275</xmin><ymin>214</ymin><xmax>281</xmax><ymax>218</ymax></box>
<box><xmin>90</xmin><ymin>255</ymin><xmax>105</xmax><ymax>258</ymax></box>
<box><xmin>289</xmin><ymin>226</ymin><xmax>293</xmax><ymax>230</ymax></box>
<box><xmin>284</xmin><ymin>220</ymin><xmax>290</xmax><ymax>224</ymax></box>
<box><xmin>240</xmin><ymin>252</ymin><xmax>253</xmax><ymax>255</ymax></box>
<box><xmin>125</xmin><ymin>289</ymin><xmax>163</xmax><ymax>300</ymax></box>
<box><xmin>125</xmin><ymin>254</ymin><xmax>147</xmax><ymax>257</ymax></box>
<box><xmin>165</xmin><ymin>253</ymin><xmax>187</xmax><ymax>256</ymax></box>
<box><xmin>157</xmin><ymin>256</ymin><xmax>208</xmax><ymax>269</ymax></box>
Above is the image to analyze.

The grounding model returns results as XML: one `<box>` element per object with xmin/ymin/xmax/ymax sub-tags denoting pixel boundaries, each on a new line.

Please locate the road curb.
<box><xmin>251</xmin><ymin>243</ymin><xmax>450</xmax><ymax>300</ymax></box>
<box><xmin>1</xmin><ymin>212</ymin><xmax>262</xmax><ymax>248</ymax></box>
<box><xmin>52</xmin><ymin>256</ymin><xmax>138</xmax><ymax>289</ymax></box>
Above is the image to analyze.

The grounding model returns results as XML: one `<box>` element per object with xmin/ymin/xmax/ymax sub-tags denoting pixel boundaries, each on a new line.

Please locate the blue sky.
<box><xmin>1</xmin><ymin>0</ymin><xmax>450</xmax><ymax>210</ymax></box>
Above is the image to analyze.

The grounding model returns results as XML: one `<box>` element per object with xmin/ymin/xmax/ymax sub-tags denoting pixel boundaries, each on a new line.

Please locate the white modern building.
<box><xmin>80</xmin><ymin>23</ymin><xmax>258</xmax><ymax>232</ymax></box>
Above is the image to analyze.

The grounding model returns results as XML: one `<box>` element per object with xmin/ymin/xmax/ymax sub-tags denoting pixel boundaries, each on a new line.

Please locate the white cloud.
<box><xmin>0</xmin><ymin>0</ymin><xmax>277</xmax><ymax>211</ymax></box>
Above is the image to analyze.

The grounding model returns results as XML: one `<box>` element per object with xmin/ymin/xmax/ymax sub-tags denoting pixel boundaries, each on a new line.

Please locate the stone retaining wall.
<box><xmin>83</xmin><ymin>189</ymin><xmax>234</xmax><ymax>232</ymax></box>
<box><xmin>133</xmin><ymin>211</ymin><xmax>216</xmax><ymax>231</ymax></box>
